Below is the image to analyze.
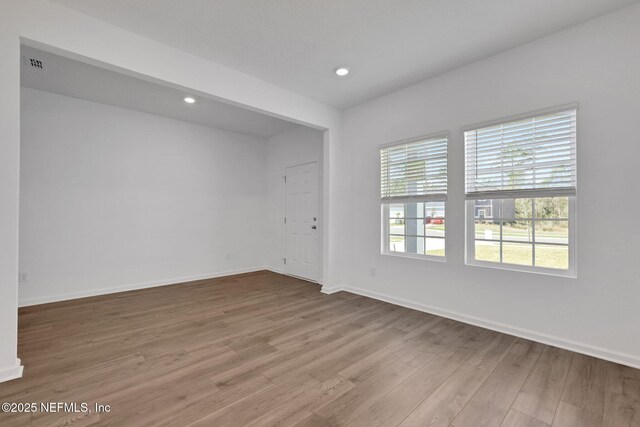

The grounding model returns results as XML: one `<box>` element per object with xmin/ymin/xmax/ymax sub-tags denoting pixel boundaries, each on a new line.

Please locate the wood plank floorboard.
<box><xmin>0</xmin><ymin>270</ymin><xmax>638</xmax><ymax>426</ymax></box>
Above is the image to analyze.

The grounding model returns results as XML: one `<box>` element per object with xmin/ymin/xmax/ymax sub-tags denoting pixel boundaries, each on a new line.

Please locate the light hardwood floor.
<box><xmin>1</xmin><ymin>271</ymin><xmax>638</xmax><ymax>426</ymax></box>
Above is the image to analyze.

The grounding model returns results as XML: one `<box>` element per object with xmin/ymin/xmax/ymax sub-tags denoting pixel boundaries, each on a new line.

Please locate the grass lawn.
<box><xmin>475</xmin><ymin>222</ymin><xmax>568</xmax><ymax>243</ymax></box>
<box><xmin>393</xmin><ymin>244</ymin><xmax>566</xmax><ymax>269</ymax></box>
<box><xmin>475</xmin><ymin>242</ymin><xmax>568</xmax><ymax>269</ymax></box>
<box><xmin>388</xmin><ymin>225</ymin><xmax>568</xmax><ymax>269</ymax></box>
<box><xmin>426</xmin><ymin>249</ymin><xmax>445</xmax><ymax>256</ymax></box>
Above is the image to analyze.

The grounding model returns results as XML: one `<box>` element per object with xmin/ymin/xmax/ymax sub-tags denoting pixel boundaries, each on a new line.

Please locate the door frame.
<box><xmin>283</xmin><ymin>159</ymin><xmax>322</xmax><ymax>283</ymax></box>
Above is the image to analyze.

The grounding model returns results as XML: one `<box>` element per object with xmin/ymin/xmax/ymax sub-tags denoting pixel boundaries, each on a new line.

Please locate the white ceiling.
<box><xmin>49</xmin><ymin>0</ymin><xmax>638</xmax><ymax>109</ymax></box>
<box><xmin>21</xmin><ymin>46</ymin><xmax>299</xmax><ymax>139</ymax></box>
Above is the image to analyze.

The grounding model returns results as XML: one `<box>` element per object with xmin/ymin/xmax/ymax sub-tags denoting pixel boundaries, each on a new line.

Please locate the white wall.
<box><xmin>0</xmin><ymin>27</ymin><xmax>22</xmax><ymax>383</ymax></box>
<box><xmin>335</xmin><ymin>4</ymin><xmax>640</xmax><ymax>367</ymax></box>
<box><xmin>19</xmin><ymin>88</ymin><xmax>268</xmax><ymax>306</ymax></box>
<box><xmin>2</xmin><ymin>0</ymin><xmax>345</xmax><ymax>380</ymax></box>
<box><xmin>266</xmin><ymin>126</ymin><xmax>324</xmax><ymax>276</ymax></box>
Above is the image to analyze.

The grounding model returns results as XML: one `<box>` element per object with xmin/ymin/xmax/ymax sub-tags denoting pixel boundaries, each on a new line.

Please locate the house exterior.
<box><xmin>474</xmin><ymin>199</ymin><xmax>515</xmax><ymax>219</ymax></box>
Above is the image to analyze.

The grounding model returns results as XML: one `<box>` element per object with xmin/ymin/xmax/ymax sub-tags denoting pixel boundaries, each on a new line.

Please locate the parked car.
<box><xmin>425</xmin><ymin>217</ymin><xmax>444</xmax><ymax>225</ymax></box>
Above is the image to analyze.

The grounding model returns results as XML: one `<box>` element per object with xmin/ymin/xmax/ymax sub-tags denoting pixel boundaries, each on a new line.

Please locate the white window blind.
<box><xmin>380</xmin><ymin>136</ymin><xmax>447</xmax><ymax>203</ymax></box>
<box><xmin>464</xmin><ymin>109</ymin><xmax>576</xmax><ymax>199</ymax></box>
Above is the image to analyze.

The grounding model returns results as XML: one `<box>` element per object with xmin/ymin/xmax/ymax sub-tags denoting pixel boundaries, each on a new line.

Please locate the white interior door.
<box><xmin>285</xmin><ymin>162</ymin><xmax>319</xmax><ymax>282</ymax></box>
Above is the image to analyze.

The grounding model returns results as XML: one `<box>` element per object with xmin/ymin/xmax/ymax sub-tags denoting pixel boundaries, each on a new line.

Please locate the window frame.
<box><xmin>382</xmin><ymin>202</ymin><xmax>447</xmax><ymax>262</ymax></box>
<box><xmin>379</xmin><ymin>131</ymin><xmax>449</xmax><ymax>262</ymax></box>
<box><xmin>463</xmin><ymin>103</ymin><xmax>578</xmax><ymax>277</ymax></box>
<box><xmin>465</xmin><ymin>197</ymin><xmax>576</xmax><ymax>277</ymax></box>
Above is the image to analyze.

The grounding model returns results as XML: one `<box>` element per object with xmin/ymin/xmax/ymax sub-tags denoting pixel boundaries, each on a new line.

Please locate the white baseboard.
<box><xmin>18</xmin><ymin>267</ymin><xmax>268</xmax><ymax>307</ymax></box>
<box><xmin>265</xmin><ymin>266</ymin><xmax>323</xmax><ymax>285</ymax></box>
<box><xmin>320</xmin><ymin>285</ymin><xmax>344</xmax><ymax>295</ymax></box>
<box><xmin>321</xmin><ymin>284</ymin><xmax>640</xmax><ymax>370</ymax></box>
<box><xmin>0</xmin><ymin>359</ymin><xmax>24</xmax><ymax>383</ymax></box>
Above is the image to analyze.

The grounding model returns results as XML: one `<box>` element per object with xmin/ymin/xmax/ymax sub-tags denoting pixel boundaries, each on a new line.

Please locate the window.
<box><xmin>464</xmin><ymin>108</ymin><xmax>576</xmax><ymax>275</ymax></box>
<box><xmin>470</xmin><ymin>197</ymin><xmax>572</xmax><ymax>269</ymax></box>
<box><xmin>380</xmin><ymin>135</ymin><xmax>447</xmax><ymax>259</ymax></box>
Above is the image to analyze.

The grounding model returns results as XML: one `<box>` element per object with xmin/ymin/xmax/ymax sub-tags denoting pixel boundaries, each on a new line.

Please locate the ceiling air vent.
<box><xmin>29</xmin><ymin>58</ymin><xmax>43</xmax><ymax>69</ymax></box>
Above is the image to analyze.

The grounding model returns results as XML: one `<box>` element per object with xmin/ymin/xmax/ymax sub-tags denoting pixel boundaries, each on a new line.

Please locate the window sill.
<box><xmin>465</xmin><ymin>259</ymin><xmax>576</xmax><ymax>278</ymax></box>
<box><xmin>382</xmin><ymin>251</ymin><xmax>447</xmax><ymax>263</ymax></box>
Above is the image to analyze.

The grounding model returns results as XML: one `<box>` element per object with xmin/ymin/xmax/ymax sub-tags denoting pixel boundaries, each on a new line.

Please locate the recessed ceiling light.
<box><xmin>334</xmin><ymin>67</ymin><xmax>350</xmax><ymax>77</ymax></box>
<box><xmin>183</xmin><ymin>96</ymin><xmax>196</xmax><ymax>104</ymax></box>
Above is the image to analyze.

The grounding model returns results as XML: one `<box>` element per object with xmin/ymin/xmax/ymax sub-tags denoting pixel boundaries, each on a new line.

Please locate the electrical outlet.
<box><xmin>19</xmin><ymin>272</ymin><xmax>29</xmax><ymax>283</ymax></box>
<box><xmin>370</xmin><ymin>267</ymin><xmax>376</xmax><ymax>277</ymax></box>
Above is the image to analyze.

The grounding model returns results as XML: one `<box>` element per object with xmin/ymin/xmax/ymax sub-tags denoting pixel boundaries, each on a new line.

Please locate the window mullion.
<box><xmin>499</xmin><ymin>201</ymin><xmax>503</xmax><ymax>263</ymax></box>
<box><xmin>532</xmin><ymin>199</ymin><xmax>536</xmax><ymax>266</ymax></box>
